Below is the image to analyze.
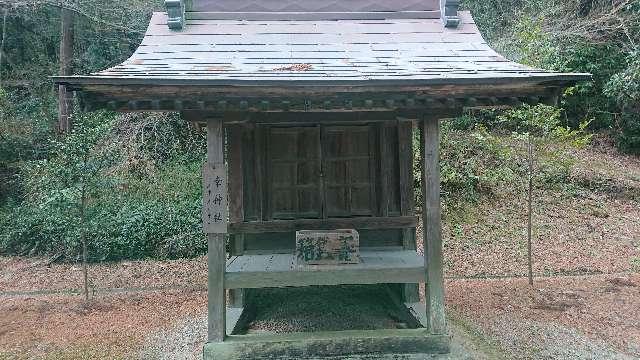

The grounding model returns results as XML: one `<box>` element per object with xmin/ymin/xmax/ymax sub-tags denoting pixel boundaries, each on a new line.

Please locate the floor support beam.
<box><xmin>203</xmin><ymin>329</ymin><xmax>450</xmax><ymax>360</ymax></box>
<box><xmin>421</xmin><ymin>117</ymin><xmax>447</xmax><ymax>335</ymax></box>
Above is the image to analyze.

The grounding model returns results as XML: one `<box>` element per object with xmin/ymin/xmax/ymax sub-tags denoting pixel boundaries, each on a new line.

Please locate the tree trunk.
<box><xmin>578</xmin><ymin>0</ymin><xmax>593</xmax><ymax>17</ymax></box>
<box><xmin>0</xmin><ymin>8</ymin><xmax>8</xmax><ymax>86</ymax></box>
<box><xmin>58</xmin><ymin>7</ymin><xmax>74</xmax><ymax>134</ymax></box>
<box><xmin>527</xmin><ymin>135</ymin><xmax>534</xmax><ymax>286</ymax></box>
<box><xmin>80</xmin><ymin>182</ymin><xmax>89</xmax><ymax>302</ymax></box>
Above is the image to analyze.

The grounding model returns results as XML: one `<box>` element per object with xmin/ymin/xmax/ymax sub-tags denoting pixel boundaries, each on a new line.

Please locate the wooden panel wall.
<box><xmin>191</xmin><ymin>0</ymin><xmax>440</xmax><ymax>13</ymax></box>
<box><xmin>232</xmin><ymin>119</ymin><xmax>415</xmax><ymax>253</ymax></box>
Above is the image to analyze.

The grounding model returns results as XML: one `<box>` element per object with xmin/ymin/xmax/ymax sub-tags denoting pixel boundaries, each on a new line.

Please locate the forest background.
<box><xmin>0</xmin><ymin>0</ymin><xmax>638</xmax><ymax>263</ymax></box>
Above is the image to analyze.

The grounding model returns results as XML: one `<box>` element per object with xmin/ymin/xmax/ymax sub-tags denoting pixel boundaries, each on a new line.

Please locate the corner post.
<box><xmin>165</xmin><ymin>0</ymin><xmax>185</xmax><ymax>30</ymax></box>
<box><xmin>399</xmin><ymin>119</ymin><xmax>420</xmax><ymax>303</ymax></box>
<box><xmin>440</xmin><ymin>0</ymin><xmax>461</xmax><ymax>28</ymax></box>
<box><xmin>228</xmin><ymin>124</ymin><xmax>245</xmax><ymax>308</ymax></box>
<box><xmin>206</xmin><ymin>118</ymin><xmax>226</xmax><ymax>343</ymax></box>
<box><xmin>421</xmin><ymin>117</ymin><xmax>447</xmax><ymax>335</ymax></box>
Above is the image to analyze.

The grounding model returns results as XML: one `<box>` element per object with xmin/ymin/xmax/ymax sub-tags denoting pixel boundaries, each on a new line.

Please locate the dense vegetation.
<box><xmin>0</xmin><ymin>0</ymin><xmax>638</xmax><ymax>261</ymax></box>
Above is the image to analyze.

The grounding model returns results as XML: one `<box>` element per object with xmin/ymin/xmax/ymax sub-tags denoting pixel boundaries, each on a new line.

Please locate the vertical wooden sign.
<box><xmin>203</xmin><ymin>162</ymin><xmax>228</xmax><ymax>234</ymax></box>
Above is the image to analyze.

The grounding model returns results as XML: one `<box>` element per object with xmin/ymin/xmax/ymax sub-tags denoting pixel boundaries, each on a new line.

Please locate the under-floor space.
<box><xmin>237</xmin><ymin>285</ymin><xmax>421</xmax><ymax>335</ymax></box>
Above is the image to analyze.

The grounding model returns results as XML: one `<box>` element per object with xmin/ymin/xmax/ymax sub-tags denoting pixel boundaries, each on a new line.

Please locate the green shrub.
<box><xmin>615</xmin><ymin>113</ymin><xmax>640</xmax><ymax>155</ymax></box>
<box><xmin>464</xmin><ymin>0</ymin><xmax>639</xmax><ymax>153</ymax></box>
<box><xmin>416</xmin><ymin>105</ymin><xmax>592</xmax><ymax>215</ymax></box>
<box><xmin>413</xmin><ymin>117</ymin><xmax>522</xmax><ymax>212</ymax></box>
<box><xmin>0</xmin><ymin>111</ymin><xmax>207</xmax><ymax>261</ymax></box>
<box><xmin>605</xmin><ymin>53</ymin><xmax>640</xmax><ymax>154</ymax></box>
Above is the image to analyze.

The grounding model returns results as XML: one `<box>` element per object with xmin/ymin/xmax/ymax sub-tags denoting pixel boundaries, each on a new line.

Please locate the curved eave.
<box><xmin>54</xmin><ymin>73</ymin><xmax>591</xmax><ymax>89</ymax></box>
<box><xmin>53</xmin><ymin>73</ymin><xmax>591</xmax><ymax>114</ymax></box>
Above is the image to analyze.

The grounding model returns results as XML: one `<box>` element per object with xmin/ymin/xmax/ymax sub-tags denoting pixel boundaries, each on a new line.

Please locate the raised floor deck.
<box><xmin>225</xmin><ymin>250</ymin><xmax>425</xmax><ymax>289</ymax></box>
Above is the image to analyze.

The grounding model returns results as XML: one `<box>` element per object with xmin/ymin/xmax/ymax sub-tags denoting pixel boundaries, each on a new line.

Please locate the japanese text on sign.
<box><xmin>202</xmin><ymin>163</ymin><xmax>228</xmax><ymax>233</ymax></box>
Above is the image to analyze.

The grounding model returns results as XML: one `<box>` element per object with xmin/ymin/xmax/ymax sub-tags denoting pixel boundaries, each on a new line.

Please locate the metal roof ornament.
<box><xmin>441</xmin><ymin>0</ymin><xmax>460</xmax><ymax>28</ymax></box>
<box><xmin>165</xmin><ymin>0</ymin><xmax>185</xmax><ymax>30</ymax></box>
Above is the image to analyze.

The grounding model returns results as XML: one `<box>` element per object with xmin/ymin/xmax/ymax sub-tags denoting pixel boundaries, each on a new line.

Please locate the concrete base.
<box><xmin>203</xmin><ymin>329</ymin><xmax>451</xmax><ymax>360</ymax></box>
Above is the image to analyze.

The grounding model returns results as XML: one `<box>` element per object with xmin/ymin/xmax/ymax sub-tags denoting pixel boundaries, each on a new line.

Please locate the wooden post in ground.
<box><xmin>58</xmin><ymin>7</ymin><xmax>74</xmax><ymax>134</ymax></box>
<box><xmin>206</xmin><ymin>118</ymin><xmax>226</xmax><ymax>343</ymax></box>
<box><xmin>421</xmin><ymin>117</ymin><xmax>447</xmax><ymax>335</ymax></box>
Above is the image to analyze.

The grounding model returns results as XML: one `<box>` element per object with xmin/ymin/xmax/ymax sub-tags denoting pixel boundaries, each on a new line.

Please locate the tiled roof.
<box><xmin>56</xmin><ymin>11</ymin><xmax>588</xmax><ymax>87</ymax></box>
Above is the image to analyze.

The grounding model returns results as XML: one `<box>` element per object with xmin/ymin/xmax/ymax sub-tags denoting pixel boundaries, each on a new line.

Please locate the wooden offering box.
<box><xmin>296</xmin><ymin>229</ymin><xmax>360</xmax><ymax>265</ymax></box>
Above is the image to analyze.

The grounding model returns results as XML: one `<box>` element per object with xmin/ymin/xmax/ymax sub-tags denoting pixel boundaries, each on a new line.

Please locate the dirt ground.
<box><xmin>437</xmin><ymin>140</ymin><xmax>640</xmax><ymax>279</ymax></box>
<box><xmin>447</xmin><ymin>274</ymin><xmax>640</xmax><ymax>359</ymax></box>
<box><xmin>0</xmin><ymin>256</ymin><xmax>208</xmax><ymax>293</ymax></box>
<box><xmin>0</xmin><ymin>290</ymin><xmax>207</xmax><ymax>360</ymax></box>
<box><xmin>0</xmin><ymin>284</ymin><xmax>498</xmax><ymax>360</ymax></box>
<box><xmin>2</xmin><ymin>274</ymin><xmax>638</xmax><ymax>359</ymax></box>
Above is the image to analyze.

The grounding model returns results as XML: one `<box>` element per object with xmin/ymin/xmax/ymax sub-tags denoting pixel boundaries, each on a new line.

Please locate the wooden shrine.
<box><xmin>54</xmin><ymin>0</ymin><xmax>589</xmax><ymax>358</ymax></box>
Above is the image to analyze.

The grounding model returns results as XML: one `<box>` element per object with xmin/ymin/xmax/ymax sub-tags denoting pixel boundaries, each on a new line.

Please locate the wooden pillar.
<box><xmin>399</xmin><ymin>119</ymin><xmax>420</xmax><ymax>303</ymax></box>
<box><xmin>421</xmin><ymin>117</ymin><xmax>447</xmax><ymax>335</ymax></box>
<box><xmin>207</xmin><ymin>119</ymin><xmax>226</xmax><ymax>343</ymax></box>
<box><xmin>228</xmin><ymin>124</ymin><xmax>245</xmax><ymax>308</ymax></box>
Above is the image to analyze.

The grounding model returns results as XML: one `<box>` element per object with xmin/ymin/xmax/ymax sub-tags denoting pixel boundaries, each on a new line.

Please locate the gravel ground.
<box><xmin>489</xmin><ymin>316</ymin><xmax>634</xmax><ymax>360</ymax></box>
<box><xmin>3</xmin><ymin>276</ymin><xmax>638</xmax><ymax>359</ymax></box>
<box><xmin>248</xmin><ymin>285</ymin><xmax>409</xmax><ymax>333</ymax></box>
<box><xmin>139</xmin><ymin>314</ymin><xmax>497</xmax><ymax>360</ymax></box>
<box><xmin>140</xmin><ymin>315</ymin><xmax>207</xmax><ymax>360</ymax></box>
<box><xmin>138</xmin><ymin>285</ymin><xmax>499</xmax><ymax>360</ymax></box>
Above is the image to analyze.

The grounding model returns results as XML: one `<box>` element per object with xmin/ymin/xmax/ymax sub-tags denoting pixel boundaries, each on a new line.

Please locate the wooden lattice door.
<box><xmin>322</xmin><ymin>125</ymin><xmax>375</xmax><ymax>217</ymax></box>
<box><xmin>266</xmin><ymin>124</ymin><xmax>376</xmax><ymax>220</ymax></box>
<box><xmin>267</xmin><ymin>126</ymin><xmax>322</xmax><ymax>220</ymax></box>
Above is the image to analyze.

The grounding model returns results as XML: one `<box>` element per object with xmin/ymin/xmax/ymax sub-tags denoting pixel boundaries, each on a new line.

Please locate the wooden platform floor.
<box><xmin>225</xmin><ymin>250</ymin><xmax>425</xmax><ymax>289</ymax></box>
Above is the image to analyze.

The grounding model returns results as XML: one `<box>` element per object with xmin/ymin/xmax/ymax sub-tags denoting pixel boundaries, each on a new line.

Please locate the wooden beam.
<box><xmin>440</xmin><ymin>0</ymin><xmax>460</xmax><ymax>28</ymax></box>
<box><xmin>421</xmin><ymin>118</ymin><xmax>447</xmax><ymax>335</ymax></box>
<box><xmin>229</xmin><ymin>216</ymin><xmax>418</xmax><ymax>234</ymax></box>
<box><xmin>254</xmin><ymin>125</ymin><xmax>267</xmax><ymax>221</ymax></box>
<box><xmin>227</xmin><ymin>124</ymin><xmax>245</xmax><ymax>308</ymax></box>
<box><xmin>74</xmin><ymin>81</ymin><xmax>570</xmax><ymax>102</ymax></box>
<box><xmin>378</xmin><ymin>122</ymin><xmax>392</xmax><ymax>217</ymax></box>
<box><xmin>226</xmin><ymin>306</ymin><xmax>254</xmax><ymax>335</ymax></box>
<box><xmin>206</xmin><ymin>118</ymin><xmax>226</xmax><ymax>343</ymax></box>
<box><xmin>398</xmin><ymin>119</ymin><xmax>420</xmax><ymax>303</ymax></box>
<box><xmin>225</xmin><ymin>250</ymin><xmax>425</xmax><ymax>289</ymax></box>
<box><xmin>188</xmin><ymin>11</ymin><xmax>443</xmax><ymax>21</ymax></box>
<box><xmin>383</xmin><ymin>285</ymin><xmax>422</xmax><ymax>329</ymax></box>
<box><xmin>397</xmin><ymin>119</ymin><xmax>415</xmax><ymax>217</ymax></box>
<box><xmin>165</xmin><ymin>0</ymin><xmax>185</xmax><ymax>30</ymax></box>
<box><xmin>227</xmin><ymin>124</ymin><xmax>245</xmax><ymax>227</ymax></box>
<box><xmin>203</xmin><ymin>329</ymin><xmax>450</xmax><ymax>360</ymax></box>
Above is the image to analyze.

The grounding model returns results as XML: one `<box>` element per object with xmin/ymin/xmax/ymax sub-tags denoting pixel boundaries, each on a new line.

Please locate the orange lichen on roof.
<box><xmin>273</xmin><ymin>63</ymin><xmax>313</xmax><ymax>72</ymax></box>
